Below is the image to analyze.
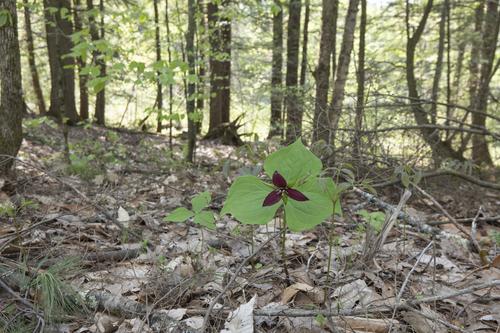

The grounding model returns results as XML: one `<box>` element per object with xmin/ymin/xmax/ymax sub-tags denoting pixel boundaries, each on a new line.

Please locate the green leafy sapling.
<box><xmin>164</xmin><ymin>191</ymin><xmax>216</xmax><ymax>230</ymax></box>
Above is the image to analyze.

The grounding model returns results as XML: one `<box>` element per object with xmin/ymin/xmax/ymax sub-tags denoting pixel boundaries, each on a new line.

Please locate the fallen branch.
<box><xmin>86</xmin><ymin>290</ymin><xmax>196</xmax><ymax>333</ymax></box>
<box><xmin>373</xmin><ymin>169</ymin><xmax>500</xmax><ymax>191</ymax></box>
<box><xmin>414</xmin><ymin>184</ymin><xmax>481</xmax><ymax>253</ymax></box>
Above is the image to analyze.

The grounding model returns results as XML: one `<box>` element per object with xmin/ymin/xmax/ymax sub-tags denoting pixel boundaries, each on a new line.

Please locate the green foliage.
<box><xmin>164</xmin><ymin>191</ymin><xmax>216</xmax><ymax>229</ymax></box>
<box><xmin>0</xmin><ymin>10</ymin><xmax>12</xmax><ymax>28</ymax></box>
<box><xmin>357</xmin><ymin>209</ymin><xmax>386</xmax><ymax>233</ymax></box>
<box><xmin>67</xmin><ymin>153</ymin><xmax>99</xmax><ymax>180</ymax></box>
<box><xmin>29</xmin><ymin>259</ymin><xmax>86</xmax><ymax>322</ymax></box>
<box><xmin>221</xmin><ymin>139</ymin><xmax>341</xmax><ymax>232</ymax></box>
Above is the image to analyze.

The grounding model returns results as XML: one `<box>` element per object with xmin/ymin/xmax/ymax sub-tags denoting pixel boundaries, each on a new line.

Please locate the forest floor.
<box><xmin>1</xmin><ymin>119</ymin><xmax>499</xmax><ymax>333</ymax></box>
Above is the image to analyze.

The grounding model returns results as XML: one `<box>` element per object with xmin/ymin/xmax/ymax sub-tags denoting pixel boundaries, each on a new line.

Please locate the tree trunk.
<box><xmin>284</xmin><ymin>0</ymin><xmax>301</xmax><ymax>143</ymax></box>
<box><xmin>73</xmin><ymin>0</ymin><xmax>89</xmax><ymax>120</ymax></box>
<box><xmin>196</xmin><ymin>0</ymin><xmax>207</xmax><ymax>134</ymax></box>
<box><xmin>429</xmin><ymin>0</ymin><xmax>447</xmax><ymax>124</ymax></box>
<box><xmin>0</xmin><ymin>0</ymin><xmax>24</xmax><ymax>176</ymax></box>
<box><xmin>299</xmin><ymin>0</ymin><xmax>309</xmax><ymax>87</ymax></box>
<box><xmin>327</xmin><ymin>0</ymin><xmax>359</xmax><ymax>145</ymax></box>
<box><xmin>207</xmin><ymin>0</ymin><xmax>231</xmax><ymax>135</ymax></box>
<box><xmin>43</xmin><ymin>0</ymin><xmax>79</xmax><ymax>124</ymax></box>
<box><xmin>268</xmin><ymin>0</ymin><xmax>284</xmax><ymax>139</ymax></box>
<box><xmin>313</xmin><ymin>0</ymin><xmax>338</xmax><ymax>142</ymax></box>
<box><xmin>94</xmin><ymin>0</ymin><xmax>106</xmax><ymax>125</ymax></box>
<box><xmin>23</xmin><ymin>0</ymin><xmax>47</xmax><ymax>115</ymax></box>
<box><xmin>165</xmin><ymin>0</ymin><xmax>174</xmax><ymax>150</ymax></box>
<box><xmin>185</xmin><ymin>0</ymin><xmax>197</xmax><ymax>162</ymax></box>
<box><xmin>354</xmin><ymin>0</ymin><xmax>366</xmax><ymax>159</ymax></box>
<box><xmin>472</xmin><ymin>0</ymin><xmax>498</xmax><ymax>165</ymax></box>
<box><xmin>154</xmin><ymin>0</ymin><xmax>163</xmax><ymax>133</ymax></box>
<box><xmin>405</xmin><ymin>0</ymin><xmax>463</xmax><ymax>164</ymax></box>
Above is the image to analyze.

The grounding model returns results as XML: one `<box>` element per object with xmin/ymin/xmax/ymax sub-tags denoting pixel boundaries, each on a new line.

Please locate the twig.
<box><xmin>373</xmin><ymin>169</ymin><xmax>500</xmax><ymax>191</ymax></box>
<box><xmin>0</xmin><ymin>277</ymin><xmax>45</xmax><ymax>333</ymax></box>
<box><xmin>401</xmin><ymin>304</ymin><xmax>467</xmax><ymax>333</ymax></box>
<box><xmin>413</xmin><ymin>184</ymin><xmax>481</xmax><ymax>252</ymax></box>
<box><xmin>201</xmin><ymin>232</ymin><xmax>279</xmax><ymax>332</ymax></box>
<box><xmin>361</xmin><ymin>189</ymin><xmax>412</xmax><ymax>266</ymax></box>
<box><xmin>389</xmin><ymin>241</ymin><xmax>433</xmax><ymax>331</ymax></box>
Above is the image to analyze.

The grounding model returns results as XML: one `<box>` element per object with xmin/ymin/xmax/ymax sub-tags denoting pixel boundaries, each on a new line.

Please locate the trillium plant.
<box><xmin>164</xmin><ymin>191</ymin><xmax>216</xmax><ymax>230</ymax></box>
<box><xmin>221</xmin><ymin>139</ymin><xmax>341</xmax><ymax>232</ymax></box>
<box><xmin>221</xmin><ymin>139</ymin><xmax>342</xmax><ymax>278</ymax></box>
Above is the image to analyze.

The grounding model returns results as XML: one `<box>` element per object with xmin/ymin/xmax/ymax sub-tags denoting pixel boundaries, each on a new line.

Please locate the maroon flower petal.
<box><xmin>286</xmin><ymin>188</ymin><xmax>309</xmax><ymax>202</ymax></box>
<box><xmin>272</xmin><ymin>171</ymin><xmax>287</xmax><ymax>188</ymax></box>
<box><xmin>263</xmin><ymin>190</ymin><xmax>282</xmax><ymax>206</ymax></box>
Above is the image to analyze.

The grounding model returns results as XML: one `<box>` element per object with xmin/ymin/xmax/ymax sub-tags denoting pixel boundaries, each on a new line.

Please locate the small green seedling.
<box><xmin>357</xmin><ymin>209</ymin><xmax>386</xmax><ymax>233</ymax></box>
<box><xmin>164</xmin><ymin>191</ymin><xmax>216</xmax><ymax>230</ymax></box>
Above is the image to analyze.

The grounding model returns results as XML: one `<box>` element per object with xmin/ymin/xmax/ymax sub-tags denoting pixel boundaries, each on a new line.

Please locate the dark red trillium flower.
<box><xmin>262</xmin><ymin>171</ymin><xmax>309</xmax><ymax>206</ymax></box>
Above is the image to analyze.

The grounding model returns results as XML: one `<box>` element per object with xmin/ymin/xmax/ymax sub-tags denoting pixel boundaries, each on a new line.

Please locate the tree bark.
<box><xmin>299</xmin><ymin>0</ymin><xmax>309</xmax><ymax>87</ymax></box>
<box><xmin>429</xmin><ymin>0</ymin><xmax>447</xmax><ymax>124</ymax></box>
<box><xmin>405</xmin><ymin>0</ymin><xmax>464</xmax><ymax>164</ymax></box>
<box><xmin>313</xmin><ymin>0</ymin><xmax>338</xmax><ymax>142</ymax></box>
<box><xmin>472</xmin><ymin>0</ymin><xmax>498</xmax><ymax>165</ymax></box>
<box><xmin>284</xmin><ymin>0</ymin><xmax>302</xmax><ymax>143</ymax></box>
<box><xmin>73</xmin><ymin>0</ymin><xmax>89</xmax><ymax>120</ymax></box>
<box><xmin>165</xmin><ymin>0</ymin><xmax>174</xmax><ymax>150</ymax></box>
<box><xmin>327</xmin><ymin>0</ymin><xmax>359</xmax><ymax>145</ymax></box>
<box><xmin>207</xmin><ymin>0</ymin><xmax>231</xmax><ymax>135</ymax></box>
<box><xmin>268</xmin><ymin>0</ymin><xmax>284</xmax><ymax>139</ymax></box>
<box><xmin>0</xmin><ymin>0</ymin><xmax>24</xmax><ymax>176</ymax></box>
<box><xmin>154</xmin><ymin>0</ymin><xmax>163</xmax><ymax>132</ymax></box>
<box><xmin>196</xmin><ymin>0</ymin><xmax>207</xmax><ymax>134</ymax></box>
<box><xmin>354</xmin><ymin>0</ymin><xmax>366</xmax><ymax>159</ymax></box>
<box><xmin>185</xmin><ymin>0</ymin><xmax>197</xmax><ymax>162</ymax></box>
<box><xmin>23</xmin><ymin>0</ymin><xmax>47</xmax><ymax>115</ymax></box>
<box><xmin>94</xmin><ymin>0</ymin><xmax>106</xmax><ymax>125</ymax></box>
<box><xmin>43</xmin><ymin>0</ymin><xmax>79</xmax><ymax>124</ymax></box>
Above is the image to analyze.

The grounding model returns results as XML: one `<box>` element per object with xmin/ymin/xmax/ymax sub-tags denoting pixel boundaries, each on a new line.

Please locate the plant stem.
<box><xmin>281</xmin><ymin>213</ymin><xmax>290</xmax><ymax>284</ymax></box>
<box><xmin>325</xmin><ymin>228</ymin><xmax>334</xmax><ymax>303</ymax></box>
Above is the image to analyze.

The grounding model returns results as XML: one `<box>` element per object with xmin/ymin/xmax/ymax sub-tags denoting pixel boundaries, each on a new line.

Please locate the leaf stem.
<box><xmin>281</xmin><ymin>213</ymin><xmax>290</xmax><ymax>284</ymax></box>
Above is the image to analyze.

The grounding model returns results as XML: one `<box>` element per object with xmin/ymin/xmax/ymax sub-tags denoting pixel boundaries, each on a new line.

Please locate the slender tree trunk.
<box><xmin>23</xmin><ymin>0</ymin><xmax>47</xmax><ymax>115</ymax></box>
<box><xmin>207</xmin><ymin>0</ymin><xmax>231</xmax><ymax>135</ymax></box>
<box><xmin>472</xmin><ymin>0</ymin><xmax>498</xmax><ymax>165</ymax></box>
<box><xmin>165</xmin><ymin>0</ymin><xmax>174</xmax><ymax>151</ymax></box>
<box><xmin>44</xmin><ymin>0</ymin><xmax>79</xmax><ymax>124</ymax></box>
<box><xmin>196</xmin><ymin>0</ymin><xmax>207</xmax><ymax>134</ymax></box>
<box><xmin>354</xmin><ymin>0</ymin><xmax>366</xmax><ymax>160</ymax></box>
<box><xmin>269</xmin><ymin>0</ymin><xmax>284</xmax><ymax>138</ymax></box>
<box><xmin>327</xmin><ymin>0</ymin><xmax>359</xmax><ymax>145</ymax></box>
<box><xmin>284</xmin><ymin>0</ymin><xmax>302</xmax><ymax>143</ymax></box>
<box><xmin>299</xmin><ymin>0</ymin><xmax>309</xmax><ymax>87</ymax></box>
<box><xmin>94</xmin><ymin>0</ymin><xmax>106</xmax><ymax>125</ymax></box>
<box><xmin>154</xmin><ymin>0</ymin><xmax>163</xmax><ymax>132</ymax></box>
<box><xmin>405</xmin><ymin>0</ymin><xmax>463</xmax><ymax>164</ymax></box>
<box><xmin>185</xmin><ymin>0</ymin><xmax>197</xmax><ymax>162</ymax></box>
<box><xmin>429</xmin><ymin>0</ymin><xmax>447</xmax><ymax>124</ymax></box>
<box><xmin>313</xmin><ymin>0</ymin><xmax>337</xmax><ymax>142</ymax></box>
<box><xmin>0</xmin><ymin>0</ymin><xmax>24</xmax><ymax>176</ymax></box>
<box><xmin>73</xmin><ymin>0</ymin><xmax>89</xmax><ymax>120</ymax></box>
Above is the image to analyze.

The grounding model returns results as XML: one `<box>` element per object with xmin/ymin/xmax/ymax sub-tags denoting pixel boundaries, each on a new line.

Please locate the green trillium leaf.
<box><xmin>318</xmin><ymin>177</ymin><xmax>343</xmax><ymax>216</ymax></box>
<box><xmin>194</xmin><ymin>211</ymin><xmax>216</xmax><ymax>230</ymax></box>
<box><xmin>221</xmin><ymin>175</ymin><xmax>281</xmax><ymax>225</ymax></box>
<box><xmin>284</xmin><ymin>177</ymin><xmax>333</xmax><ymax>232</ymax></box>
<box><xmin>192</xmin><ymin>191</ymin><xmax>211</xmax><ymax>213</ymax></box>
<box><xmin>164</xmin><ymin>207</ymin><xmax>194</xmax><ymax>222</ymax></box>
<box><xmin>264</xmin><ymin>139</ymin><xmax>323</xmax><ymax>186</ymax></box>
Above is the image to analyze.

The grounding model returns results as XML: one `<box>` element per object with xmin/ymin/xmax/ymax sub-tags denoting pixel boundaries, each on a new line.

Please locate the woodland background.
<box><xmin>0</xmin><ymin>0</ymin><xmax>499</xmax><ymax>332</ymax></box>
